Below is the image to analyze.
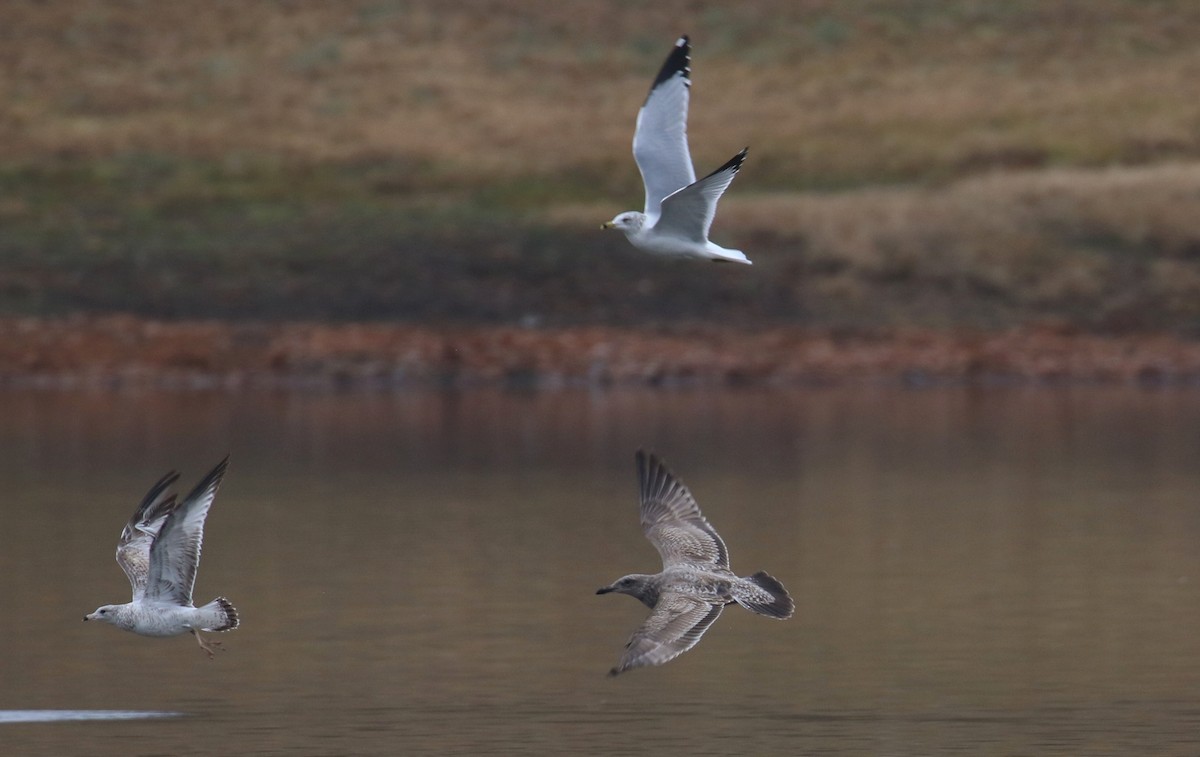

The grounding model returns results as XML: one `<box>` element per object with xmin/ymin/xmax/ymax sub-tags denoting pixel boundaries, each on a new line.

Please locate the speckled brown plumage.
<box><xmin>597</xmin><ymin>451</ymin><xmax>793</xmax><ymax>676</ymax></box>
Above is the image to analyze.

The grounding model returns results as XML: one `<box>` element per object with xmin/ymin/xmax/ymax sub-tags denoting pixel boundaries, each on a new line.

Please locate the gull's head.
<box><xmin>84</xmin><ymin>604</ymin><xmax>119</xmax><ymax>625</ymax></box>
<box><xmin>597</xmin><ymin>574</ymin><xmax>658</xmax><ymax>608</ymax></box>
<box><xmin>602</xmin><ymin>212</ymin><xmax>646</xmax><ymax>234</ymax></box>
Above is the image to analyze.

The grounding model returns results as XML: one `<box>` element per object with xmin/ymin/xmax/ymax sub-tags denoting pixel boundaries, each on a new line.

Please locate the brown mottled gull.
<box><xmin>84</xmin><ymin>457</ymin><xmax>239</xmax><ymax>658</ymax></box>
<box><xmin>597</xmin><ymin>450</ymin><xmax>793</xmax><ymax>676</ymax></box>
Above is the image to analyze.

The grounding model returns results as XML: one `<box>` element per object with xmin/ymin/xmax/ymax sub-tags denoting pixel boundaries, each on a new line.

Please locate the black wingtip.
<box><xmin>179</xmin><ymin>455</ymin><xmax>231</xmax><ymax>507</ymax></box>
<box><xmin>636</xmin><ymin>449</ymin><xmax>680</xmax><ymax>504</ymax></box>
<box><xmin>132</xmin><ymin>469</ymin><xmax>182</xmax><ymax>519</ymax></box>
<box><xmin>207</xmin><ymin>454</ymin><xmax>231</xmax><ymax>483</ymax></box>
<box><xmin>635</xmin><ymin>449</ymin><xmax>661</xmax><ymax>483</ymax></box>
<box><xmin>699</xmin><ymin>147</ymin><xmax>749</xmax><ymax>182</ymax></box>
<box><xmin>648</xmin><ymin>35</ymin><xmax>691</xmax><ymax>95</ymax></box>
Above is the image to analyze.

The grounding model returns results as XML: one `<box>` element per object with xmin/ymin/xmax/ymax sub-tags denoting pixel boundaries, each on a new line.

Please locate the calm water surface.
<box><xmin>1</xmin><ymin>387</ymin><xmax>1199</xmax><ymax>755</ymax></box>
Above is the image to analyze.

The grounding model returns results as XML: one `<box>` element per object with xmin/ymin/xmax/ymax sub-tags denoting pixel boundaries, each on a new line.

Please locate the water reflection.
<box><xmin>1</xmin><ymin>387</ymin><xmax>1199</xmax><ymax>755</ymax></box>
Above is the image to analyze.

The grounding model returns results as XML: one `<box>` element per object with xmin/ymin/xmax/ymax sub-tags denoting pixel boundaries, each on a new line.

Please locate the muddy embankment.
<box><xmin>3</xmin><ymin>316</ymin><xmax>1200</xmax><ymax>390</ymax></box>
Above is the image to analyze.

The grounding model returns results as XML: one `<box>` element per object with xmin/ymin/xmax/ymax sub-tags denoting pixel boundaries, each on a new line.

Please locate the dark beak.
<box><xmin>596</xmin><ymin>586</ymin><xmax>613</xmax><ymax>595</ymax></box>
<box><xmin>82</xmin><ymin>616</ymin><xmax>88</xmax><ymax>621</ymax></box>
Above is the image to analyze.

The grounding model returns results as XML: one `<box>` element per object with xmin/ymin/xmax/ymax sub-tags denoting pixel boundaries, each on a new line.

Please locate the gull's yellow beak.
<box><xmin>601</xmin><ymin>221</ymin><xmax>614</xmax><ymax>229</ymax></box>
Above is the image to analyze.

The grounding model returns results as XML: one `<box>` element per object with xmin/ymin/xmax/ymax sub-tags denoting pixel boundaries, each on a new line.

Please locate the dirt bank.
<box><xmin>3</xmin><ymin>316</ymin><xmax>1199</xmax><ymax>390</ymax></box>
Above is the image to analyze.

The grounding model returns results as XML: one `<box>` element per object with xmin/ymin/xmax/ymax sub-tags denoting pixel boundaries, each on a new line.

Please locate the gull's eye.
<box><xmin>99</xmin><ymin>609</ymin><xmax>107</xmax><ymax>614</ymax></box>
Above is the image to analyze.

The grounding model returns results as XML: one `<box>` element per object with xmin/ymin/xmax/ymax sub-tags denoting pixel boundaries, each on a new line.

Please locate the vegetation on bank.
<box><xmin>4</xmin><ymin>1</ymin><xmax>1200</xmax><ymax>331</ymax></box>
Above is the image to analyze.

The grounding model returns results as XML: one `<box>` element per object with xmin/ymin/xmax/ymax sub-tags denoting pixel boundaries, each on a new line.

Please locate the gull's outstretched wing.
<box><xmin>144</xmin><ymin>456</ymin><xmax>229</xmax><ymax>606</ymax></box>
<box><xmin>653</xmin><ymin>147</ymin><xmax>747</xmax><ymax>243</ymax></box>
<box><xmin>610</xmin><ymin>593</ymin><xmax>723</xmax><ymax>676</ymax></box>
<box><xmin>637</xmin><ymin>450</ymin><xmax>729</xmax><ymax>570</ymax></box>
<box><xmin>634</xmin><ymin>35</ymin><xmax>696</xmax><ymax>219</ymax></box>
<box><xmin>116</xmin><ymin>470</ymin><xmax>181</xmax><ymax>601</ymax></box>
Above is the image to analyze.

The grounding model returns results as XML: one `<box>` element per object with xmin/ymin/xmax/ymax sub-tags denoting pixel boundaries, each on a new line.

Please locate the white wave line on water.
<box><xmin>0</xmin><ymin>710</ymin><xmax>181</xmax><ymax>724</ymax></box>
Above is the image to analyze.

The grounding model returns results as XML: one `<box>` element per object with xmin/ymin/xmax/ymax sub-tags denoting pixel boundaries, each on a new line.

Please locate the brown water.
<box><xmin>1</xmin><ymin>387</ymin><xmax>1199</xmax><ymax>755</ymax></box>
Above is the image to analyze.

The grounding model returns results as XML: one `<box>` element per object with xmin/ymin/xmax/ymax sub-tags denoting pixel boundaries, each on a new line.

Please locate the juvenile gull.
<box><xmin>602</xmin><ymin>35</ymin><xmax>751</xmax><ymax>264</ymax></box>
<box><xmin>84</xmin><ymin>456</ymin><xmax>239</xmax><ymax>658</ymax></box>
<box><xmin>597</xmin><ymin>451</ymin><xmax>793</xmax><ymax>676</ymax></box>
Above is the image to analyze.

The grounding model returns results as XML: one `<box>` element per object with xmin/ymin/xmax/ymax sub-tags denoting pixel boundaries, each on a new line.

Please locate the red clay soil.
<box><xmin>1</xmin><ymin>316</ymin><xmax>1198</xmax><ymax>389</ymax></box>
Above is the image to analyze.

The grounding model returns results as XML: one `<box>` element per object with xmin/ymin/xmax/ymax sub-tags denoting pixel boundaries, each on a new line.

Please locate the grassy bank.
<box><xmin>4</xmin><ymin>1</ymin><xmax>1200</xmax><ymax>331</ymax></box>
<box><xmin>5</xmin><ymin>154</ymin><xmax>1200</xmax><ymax>331</ymax></box>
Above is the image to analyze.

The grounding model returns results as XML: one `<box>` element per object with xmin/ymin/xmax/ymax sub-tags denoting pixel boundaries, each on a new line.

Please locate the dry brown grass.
<box><xmin>547</xmin><ymin>162</ymin><xmax>1200</xmax><ymax>329</ymax></box>
<box><xmin>7</xmin><ymin>0</ymin><xmax>1200</xmax><ymax>186</ymax></box>
<box><xmin>6</xmin><ymin>1</ymin><xmax>1200</xmax><ymax>331</ymax></box>
<box><xmin>731</xmin><ymin>161</ymin><xmax>1200</xmax><ymax>269</ymax></box>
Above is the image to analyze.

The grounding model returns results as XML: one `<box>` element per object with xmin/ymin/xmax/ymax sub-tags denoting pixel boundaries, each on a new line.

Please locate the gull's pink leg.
<box><xmin>191</xmin><ymin>630</ymin><xmax>223</xmax><ymax>658</ymax></box>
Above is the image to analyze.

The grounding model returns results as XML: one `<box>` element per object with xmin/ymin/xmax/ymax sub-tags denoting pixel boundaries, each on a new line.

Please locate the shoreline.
<box><xmin>3</xmin><ymin>316</ymin><xmax>1200</xmax><ymax>390</ymax></box>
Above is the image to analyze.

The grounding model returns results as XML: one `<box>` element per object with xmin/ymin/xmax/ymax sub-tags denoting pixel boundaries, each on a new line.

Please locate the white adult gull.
<box><xmin>84</xmin><ymin>456</ymin><xmax>239</xmax><ymax>658</ymax></box>
<box><xmin>597</xmin><ymin>451</ymin><xmax>793</xmax><ymax>676</ymax></box>
<box><xmin>602</xmin><ymin>35</ymin><xmax>751</xmax><ymax>265</ymax></box>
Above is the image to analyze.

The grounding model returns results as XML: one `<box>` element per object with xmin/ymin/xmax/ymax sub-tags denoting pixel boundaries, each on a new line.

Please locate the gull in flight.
<box><xmin>597</xmin><ymin>451</ymin><xmax>793</xmax><ymax>676</ymax></box>
<box><xmin>602</xmin><ymin>35</ymin><xmax>751</xmax><ymax>264</ymax></box>
<box><xmin>84</xmin><ymin>457</ymin><xmax>239</xmax><ymax>658</ymax></box>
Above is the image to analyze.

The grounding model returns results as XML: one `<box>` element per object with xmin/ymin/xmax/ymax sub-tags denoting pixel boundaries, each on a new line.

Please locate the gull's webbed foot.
<box><xmin>192</xmin><ymin>630</ymin><xmax>224</xmax><ymax>659</ymax></box>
